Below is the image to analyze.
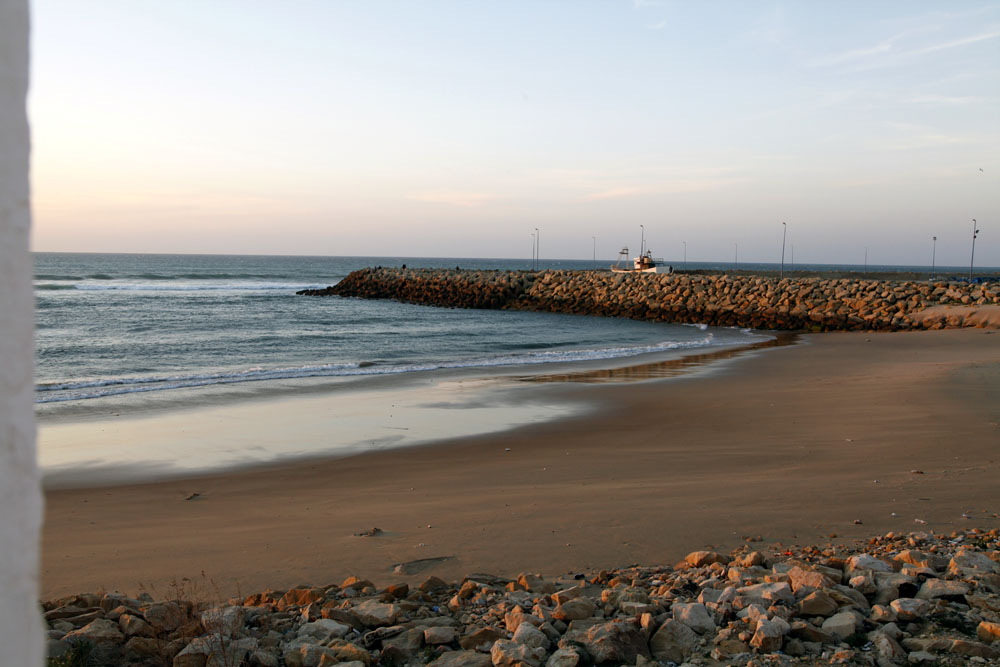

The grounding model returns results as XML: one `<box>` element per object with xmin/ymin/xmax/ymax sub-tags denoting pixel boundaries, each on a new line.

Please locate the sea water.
<box><xmin>35</xmin><ymin>252</ymin><xmax>770</xmax><ymax>408</ymax></box>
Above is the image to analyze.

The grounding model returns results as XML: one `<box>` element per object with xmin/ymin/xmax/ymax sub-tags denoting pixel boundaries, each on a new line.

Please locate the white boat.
<box><xmin>610</xmin><ymin>247</ymin><xmax>671</xmax><ymax>274</ymax></box>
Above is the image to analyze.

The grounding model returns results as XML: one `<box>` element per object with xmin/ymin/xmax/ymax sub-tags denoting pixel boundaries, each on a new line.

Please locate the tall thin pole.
<box><xmin>640</xmin><ymin>224</ymin><xmax>645</xmax><ymax>257</ymax></box>
<box><xmin>780</xmin><ymin>222</ymin><xmax>787</xmax><ymax>279</ymax></box>
<box><xmin>970</xmin><ymin>219</ymin><xmax>979</xmax><ymax>281</ymax></box>
<box><xmin>682</xmin><ymin>241</ymin><xmax>687</xmax><ymax>266</ymax></box>
<box><xmin>531</xmin><ymin>233</ymin><xmax>535</xmax><ymax>271</ymax></box>
<box><xmin>931</xmin><ymin>236</ymin><xmax>937</xmax><ymax>280</ymax></box>
<box><xmin>535</xmin><ymin>227</ymin><xmax>539</xmax><ymax>271</ymax></box>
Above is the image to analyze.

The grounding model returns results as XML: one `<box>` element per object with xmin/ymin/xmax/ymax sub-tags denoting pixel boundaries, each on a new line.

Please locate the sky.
<box><xmin>28</xmin><ymin>1</ymin><xmax>1000</xmax><ymax>266</ymax></box>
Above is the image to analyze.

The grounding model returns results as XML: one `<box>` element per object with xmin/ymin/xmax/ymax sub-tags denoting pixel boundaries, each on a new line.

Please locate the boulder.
<box><xmin>512</xmin><ymin>622</ymin><xmax>550</xmax><ymax>650</ymax></box>
<box><xmin>424</xmin><ymin>626</ymin><xmax>458</xmax><ymax>645</ymax></box>
<box><xmin>684</xmin><ymin>551</ymin><xmax>730</xmax><ymax>567</ymax></box>
<box><xmin>490</xmin><ymin>639</ymin><xmax>547</xmax><ymax>667</ymax></box>
<box><xmin>797</xmin><ymin>590</ymin><xmax>838</xmax><ymax>617</ymax></box>
<box><xmin>428</xmin><ymin>650</ymin><xmax>491</xmax><ymax>667</ymax></box>
<box><xmin>63</xmin><ymin>618</ymin><xmax>124</xmax><ymax>645</ymax></box>
<box><xmin>750</xmin><ymin>618</ymin><xmax>785</xmax><ymax>653</ymax></box>
<box><xmin>648</xmin><ymin>619</ymin><xmax>699</xmax><ymax>663</ymax></box>
<box><xmin>889</xmin><ymin>597</ymin><xmax>929</xmax><ymax>621</ymax></box>
<box><xmin>581</xmin><ymin>620</ymin><xmax>650</xmax><ymax>664</ymax></box>
<box><xmin>821</xmin><ymin>611</ymin><xmax>860</xmax><ymax>641</ymax></box>
<box><xmin>554</xmin><ymin>598</ymin><xmax>595</xmax><ymax>621</ymax></box>
<box><xmin>915</xmin><ymin>578</ymin><xmax>970</xmax><ymax>601</ymax></box>
<box><xmin>671</xmin><ymin>602</ymin><xmax>716</xmax><ymax>634</ymax></box>
<box><xmin>351</xmin><ymin>600</ymin><xmax>400</xmax><ymax>627</ymax></box>
<box><xmin>978</xmin><ymin>621</ymin><xmax>1000</xmax><ymax>643</ymax></box>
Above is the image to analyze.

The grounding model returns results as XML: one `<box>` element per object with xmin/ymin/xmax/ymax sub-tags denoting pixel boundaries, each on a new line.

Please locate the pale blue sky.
<box><xmin>30</xmin><ymin>1</ymin><xmax>1000</xmax><ymax>265</ymax></box>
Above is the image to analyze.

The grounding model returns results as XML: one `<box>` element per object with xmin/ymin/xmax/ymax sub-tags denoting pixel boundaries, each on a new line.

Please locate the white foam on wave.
<box><xmin>37</xmin><ymin>332</ymin><xmax>761</xmax><ymax>404</ymax></box>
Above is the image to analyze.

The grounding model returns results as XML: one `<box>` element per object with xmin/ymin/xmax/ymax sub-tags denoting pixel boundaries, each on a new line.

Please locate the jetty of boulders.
<box><xmin>44</xmin><ymin>529</ymin><xmax>1000</xmax><ymax>666</ymax></box>
<box><xmin>298</xmin><ymin>268</ymin><xmax>1000</xmax><ymax>331</ymax></box>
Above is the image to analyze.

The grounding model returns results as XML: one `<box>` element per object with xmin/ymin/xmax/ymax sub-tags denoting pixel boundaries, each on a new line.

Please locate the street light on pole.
<box><xmin>931</xmin><ymin>236</ymin><xmax>937</xmax><ymax>280</ymax></box>
<box><xmin>640</xmin><ymin>224</ymin><xmax>645</xmax><ymax>257</ymax></box>
<box><xmin>970</xmin><ymin>219</ymin><xmax>979</xmax><ymax>282</ymax></box>
<box><xmin>733</xmin><ymin>243</ymin><xmax>738</xmax><ymax>270</ymax></box>
<box><xmin>780</xmin><ymin>222</ymin><xmax>787</xmax><ymax>279</ymax></box>
<box><xmin>535</xmin><ymin>227</ymin><xmax>539</xmax><ymax>271</ymax></box>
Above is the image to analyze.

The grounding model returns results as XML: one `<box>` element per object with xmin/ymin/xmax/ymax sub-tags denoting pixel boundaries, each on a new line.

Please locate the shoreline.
<box><xmin>41</xmin><ymin>328</ymin><xmax>1000</xmax><ymax>600</ymax></box>
<box><xmin>37</xmin><ymin>333</ymin><xmax>776</xmax><ymax>489</ymax></box>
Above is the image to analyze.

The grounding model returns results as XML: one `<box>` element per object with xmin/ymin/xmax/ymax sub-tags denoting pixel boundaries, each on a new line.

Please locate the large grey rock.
<box><xmin>424</xmin><ymin>626</ymin><xmax>458</xmax><ymax>645</ymax></box>
<box><xmin>915</xmin><ymin>579</ymin><xmax>970</xmax><ymax>601</ymax></box>
<box><xmin>554</xmin><ymin>598</ymin><xmax>595</xmax><ymax>621</ymax></box>
<box><xmin>428</xmin><ymin>650</ymin><xmax>491</xmax><ymax>667</ymax></box>
<box><xmin>581</xmin><ymin>620</ymin><xmax>650</xmax><ymax>664</ymax></box>
<box><xmin>512</xmin><ymin>622</ymin><xmax>550</xmax><ymax>650</ymax></box>
<box><xmin>648</xmin><ymin>619</ymin><xmax>699</xmax><ymax>663</ymax></box>
<box><xmin>797</xmin><ymin>590</ymin><xmax>838</xmax><ymax>617</ymax></box>
<box><xmin>750</xmin><ymin>618</ymin><xmax>785</xmax><ymax>653</ymax></box>
<box><xmin>889</xmin><ymin>597</ymin><xmax>929</xmax><ymax>621</ymax></box>
<box><xmin>298</xmin><ymin>619</ymin><xmax>351</xmax><ymax>642</ymax></box>
<box><xmin>63</xmin><ymin>618</ymin><xmax>124</xmax><ymax>645</ymax></box>
<box><xmin>545</xmin><ymin>648</ymin><xmax>583</xmax><ymax>667</ymax></box>
<box><xmin>845</xmin><ymin>554</ymin><xmax>893</xmax><ymax>575</ymax></box>
<box><xmin>821</xmin><ymin>611</ymin><xmax>860</xmax><ymax>641</ymax></box>
<box><xmin>738</xmin><ymin>582</ymin><xmax>794</xmax><ymax>606</ymax></box>
<box><xmin>671</xmin><ymin>602</ymin><xmax>715</xmax><ymax>634</ymax></box>
<box><xmin>351</xmin><ymin>600</ymin><xmax>400</xmax><ymax>627</ymax></box>
<box><xmin>490</xmin><ymin>639</ymin><xmax>547</xmax><ymax>667</ymax></box>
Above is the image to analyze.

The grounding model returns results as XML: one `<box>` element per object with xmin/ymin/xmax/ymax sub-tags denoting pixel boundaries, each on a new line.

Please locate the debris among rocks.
<box><xmin>42</xmin><ymin>529</ymin><xmax>1000</xmax><ymax>666</ymax></box>
<box><xmin>183</xmin><ymin>493</ymin><xmax>201</xmax><ymax>501</ymax></box>
<box><xmin>355</xmin><ymin>527</ymin><xmax>383</xmax><ymax>537</ymax></box>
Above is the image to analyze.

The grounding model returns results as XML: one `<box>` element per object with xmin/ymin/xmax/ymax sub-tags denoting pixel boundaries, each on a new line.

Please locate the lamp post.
<box><xmin>970</xmin><ymin>219</ymin><xmax>979</xmax><ymax>282</ymax></box>
<box><xmin>931</xmin><ymin>236</ymin><xmax>937</xmax><ymax>280</ymax></box>
<box><xmin>780</xmin><ymin>222</ymin><xmax>787</xmax><ymax>279</ymax></box>
<box><xmin>640</xmin><ymin>224</ymin><xmax>645</xmax><ymax>257</ymax></box>
<box><xmin>535</xmin><ymin>227</ymin><xmax>539</xmax><ymax>271</ymax></box>
<box><xmin>682</xmin><ymin>241</ymin><xmax>687</xmax><ymax>267</ymax></box>
<box><xmin>733</xmin><ymin>243</ymin><xmax>738</xmax><ymax>270</ymax></box>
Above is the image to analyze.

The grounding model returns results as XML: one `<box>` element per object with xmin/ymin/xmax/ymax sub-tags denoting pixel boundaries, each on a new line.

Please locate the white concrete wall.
<box><xmin>0</xmin><ymin>0</ymin><xmax>43</xmax><ymax>665</ymax></box>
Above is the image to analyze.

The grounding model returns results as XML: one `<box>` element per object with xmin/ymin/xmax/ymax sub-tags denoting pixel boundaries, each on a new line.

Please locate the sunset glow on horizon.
<box><xmin>30</xmin><ymin>1</ymin><xmax>1000</xmax><ymax>265</ymax></box>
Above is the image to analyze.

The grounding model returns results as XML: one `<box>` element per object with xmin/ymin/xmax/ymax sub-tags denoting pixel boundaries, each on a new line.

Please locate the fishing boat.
<box><xmin>610</xmin><ymin>247</ymin><xmax>670</xmax><ymax>274</ymax></box>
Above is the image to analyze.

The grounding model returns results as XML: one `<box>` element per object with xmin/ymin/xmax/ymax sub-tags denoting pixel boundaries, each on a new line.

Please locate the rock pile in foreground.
<box><xmin>44</xmin><ymin>530</ymin><xmax>1000</xmax><ymax>666</ymax></box>
<box><xmin>299</xmin><ymin>268</ymin><xmax>1000</xmax><ymax>332</ymax></box>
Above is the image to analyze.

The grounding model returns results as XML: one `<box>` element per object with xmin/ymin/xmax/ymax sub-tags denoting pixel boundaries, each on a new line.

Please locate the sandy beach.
<box><xmin>41</xmin><ymin>328</ymin><xmax>1000</xmax><ymax>601</ymax></box>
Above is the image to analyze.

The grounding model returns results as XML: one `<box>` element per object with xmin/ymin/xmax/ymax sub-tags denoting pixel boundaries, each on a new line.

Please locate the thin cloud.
<box><xmin>908</xmin><ymin>94</ymin><xmax>978</xmax><ymax>105</ymax></box>
<box><xmin>806</xmin><ymin>42</ymin><xmax>894</xmax><ymax>69</ymax></box>
<box><xmin>647</xmin><ymin>20</ymin><xmax>666</xmax><ymax>30</ymax></box>
<box><xmin>908</xmin><ymin>28</ymin><xmax>1000</xmax><ymax>55</ymax></box>
<box><xmin>585</xmin><ymin>187</ymin><xmax>644</xmax><ymax>200</ymax></box>
<box><xmin>409</xmin><ymin>190</ymin><xmax>494</xmax><ymax>207</ymax></box>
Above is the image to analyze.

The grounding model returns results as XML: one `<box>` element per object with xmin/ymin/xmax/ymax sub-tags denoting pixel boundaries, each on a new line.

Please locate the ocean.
<box><xmin>34</xmin><ymin>252</ymin><xmax>775</xmax><ymax>410</ymax></box>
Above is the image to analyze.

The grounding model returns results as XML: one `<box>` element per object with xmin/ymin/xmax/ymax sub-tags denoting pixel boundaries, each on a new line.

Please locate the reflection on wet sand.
<box><xmin>517</xmin><ymin>333</ymin><xmax>800</xmax><ymax>383</ymax></box>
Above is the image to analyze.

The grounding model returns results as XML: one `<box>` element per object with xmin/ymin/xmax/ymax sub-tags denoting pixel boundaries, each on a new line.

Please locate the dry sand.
<box><xmin>41</xmin><ymin>329</ymin><xmax>1000</xmax><ymax>600</ymax></box>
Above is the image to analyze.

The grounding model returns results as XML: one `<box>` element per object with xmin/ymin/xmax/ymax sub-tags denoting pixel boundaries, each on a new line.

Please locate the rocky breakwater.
<box><xmin>299</xmin><ymin>268</ymin><xmax>1000</xmax><ymax>332</ymax></box>
<box><xmin>298</xmin><ymin>268</ymin><xmax>536</xmax><ymax>311</ymax></box>
<box><xmin>43</xmin><ymin>529</ymin><xmax>1000</xmax><ymax>667</ymax></box>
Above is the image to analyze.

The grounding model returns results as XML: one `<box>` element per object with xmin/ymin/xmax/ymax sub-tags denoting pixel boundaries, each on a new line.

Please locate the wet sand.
<box><xmin>41</xmin><ymin>329</ymin><xmax>1000</xmax><ymax>600</ymax></box>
